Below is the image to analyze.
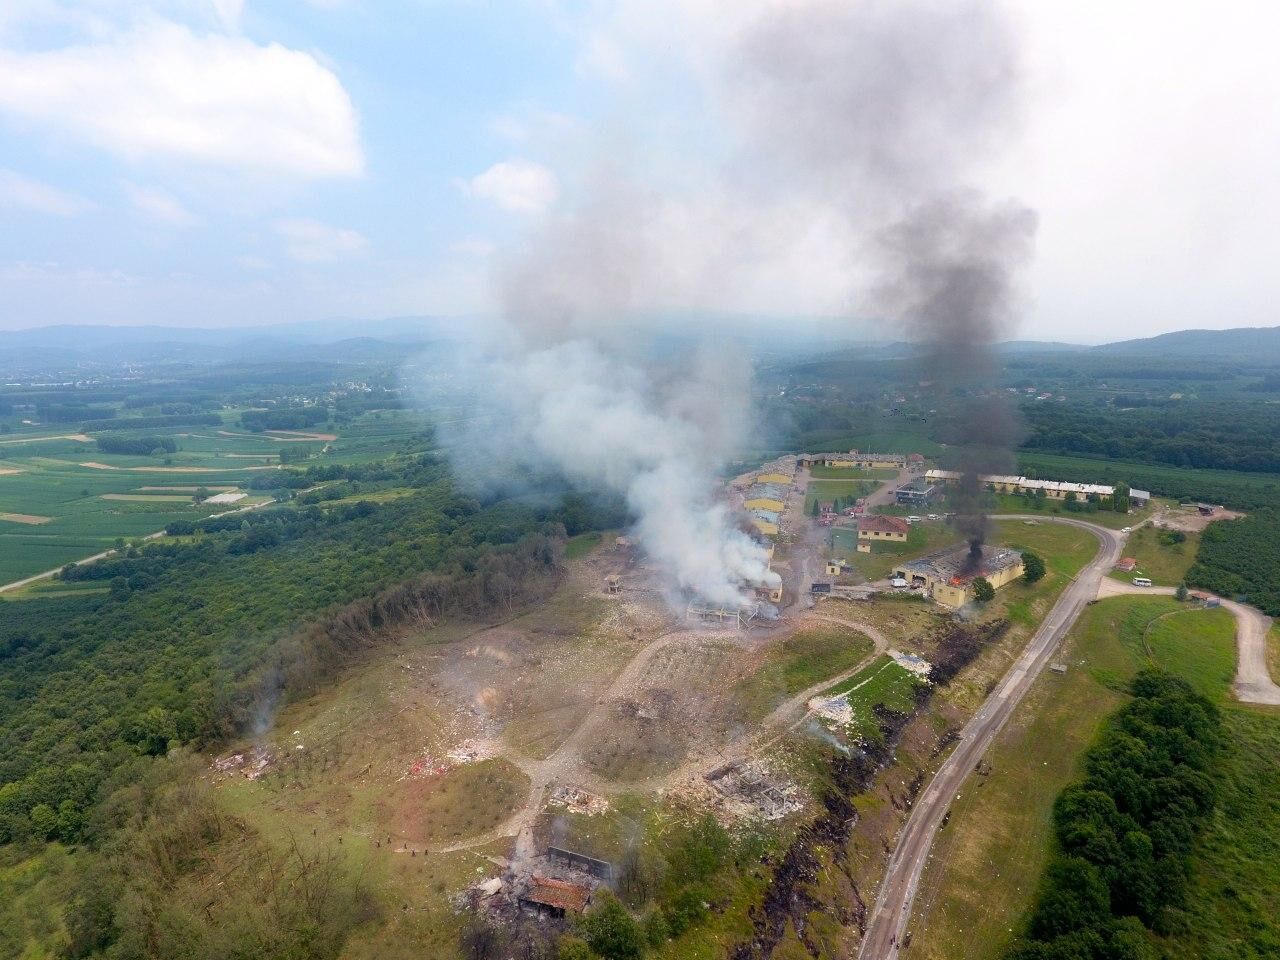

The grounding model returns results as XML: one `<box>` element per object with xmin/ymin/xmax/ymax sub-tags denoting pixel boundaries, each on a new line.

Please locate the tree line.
<box><xmin>1187</xmin><ymin>510</ymin><xmax>1280</xmax><ymax>615</ymax></box>
<box><xmin>1006</xmin><ymin>670</ymin><xmax>1222</xmax><ymax>960</ymax></box>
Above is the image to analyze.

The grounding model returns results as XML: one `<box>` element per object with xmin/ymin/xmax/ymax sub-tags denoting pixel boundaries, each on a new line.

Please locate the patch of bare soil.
<box><xmin>1155</xmin><ymin>504</ymin><xmax>1244</xmax><ymax>533</ymax></box>
<box><xmin>0</xmin><ymin>512</ymin><xmax>53</xmax><ymax>524</ymax></box>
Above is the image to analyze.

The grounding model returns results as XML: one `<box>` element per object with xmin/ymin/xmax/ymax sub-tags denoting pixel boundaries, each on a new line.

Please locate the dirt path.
<box><xmin>1096</xmin><ymin>578</ymin><xmax>1280</xmax><ymax>705</ymax></box>
<box><xmin>430</xmin><ymin>614</ymin><xmax>890</xmax><ymax>856</ymax></box>
<box><xmin>0</xmin><ymin>433</ymin><xmax>92</xmax><ymax>445</ymax></box>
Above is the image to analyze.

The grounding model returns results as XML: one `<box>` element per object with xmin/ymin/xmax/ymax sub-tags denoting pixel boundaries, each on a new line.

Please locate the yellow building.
<box><xmin>857</xmin><ymin>516</ymin><xmax>910</xmax><ymax>542</ymax></box>
<box><xmin>756</xmin><ymin>472</ymin><xmax>792</xmax><ymax>485</ymax></box>
<box><xmin>925</xmin><ymin>470</ymin><xmax>1114</xmax><ymax>501</ymax></box>
<box><xmin>893</xmin><ymin>544</ymin><xmax>1024</xmax><ymax>609</ymax></box>
<box><xmin>745</xmin><ymin>496</ymin><xmax>785</xmax><ymax>513</ymax></box>
<box><xmin>750</xmin><ymin>518</ymin><xmax>779</xmax><ymax>537</ymax></box>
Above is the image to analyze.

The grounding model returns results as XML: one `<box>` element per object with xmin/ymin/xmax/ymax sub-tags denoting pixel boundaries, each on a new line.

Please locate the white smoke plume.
<box><xmin>436</xmin><ymin>0</ymin><xmax>1032</xmax><ymax>607</ymax></box>
<box><xmin>447</xmin><ymin>336</ymin><xmax>778</xmax><ymax>607</ymax></box>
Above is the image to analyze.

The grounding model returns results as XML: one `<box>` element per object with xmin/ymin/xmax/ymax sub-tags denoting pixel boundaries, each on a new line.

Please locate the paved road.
<box><xmin>858</xmin><ymin>516</ymin><xmax>1123</xmax><ymax>959</ymax></box>
<box><xmin>1096</xmin><ymin>578</ymin><xmax>1280</xmax><ymax>705</ymax></box>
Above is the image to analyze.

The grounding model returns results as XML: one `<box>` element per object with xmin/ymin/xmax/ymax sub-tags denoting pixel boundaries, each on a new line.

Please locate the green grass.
<box><xmin>804</xmin><ymin>478</ymin><xmax>878</xmax><ymax>512</ymax></box>
<box><xmin>990</xmin><ymin>492</ymin><xmax>1150</xmax><ymax>530</ymax></box>
<box><xmin>1107</xmin><ymin>523</ymin><xmax>1199</xmax><ymax>587</ymax></box>
<box><xmin>819</xmin><ymin>654</ymin><xmax>925</xmax><ymax>743</ymax></box>
<box><xmin>0</xmin><ymin>844</ymin><xmax>75</xmax><ymax>960</ymax></box>
<box><xmin>807</xmin><ymin>465</ymin><xmax>898</xmax><ymax>481</ymax></box>
<box><xmin>830</xmin><ymin>521</ymin><xmax>960</xmax><ymax>582</ymax></box>
<box><xmin>732</xmin><ymin>626</ymin><xmax>877</xmax><ymax>724</ymax></box>
<box><xmin>912</xmin><ymin>593</ymin><xmax>1274</xmax><ymax>960</ymax></box>
<box><xmin>565</xmin><ymin>530</ymin><xmax>604</xmax><ymax>560</ymax></box>
<box><xmin>991</xmin><ymin>518</ymin><xmax>1098</xmax><ymax>578</ymax></box>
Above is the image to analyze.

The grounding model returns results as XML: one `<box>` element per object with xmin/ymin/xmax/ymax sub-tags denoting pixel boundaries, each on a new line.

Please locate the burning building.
<box><xmin>892</xmin><ymin>543</ymin><xmax>1024</xmax><ymax>608</ymax></box>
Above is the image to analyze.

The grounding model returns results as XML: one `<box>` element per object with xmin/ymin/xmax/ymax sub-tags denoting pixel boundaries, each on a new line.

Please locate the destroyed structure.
<box><xmin>686</xmin><ymin>599</ymin><xmax>763</xmax><ymax>629</ymax></box>
<box><xmin>893</xmin><ymin>543</ymin><xmax>1024</xmax><ymax>608</ymax></box>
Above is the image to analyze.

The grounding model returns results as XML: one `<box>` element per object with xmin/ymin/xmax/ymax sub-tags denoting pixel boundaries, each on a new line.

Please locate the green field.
<box><xmin>830</xmin><ymin>521</ymin><xmax>960</xmax><ymax>581</ymax></box>
<box><xmin>804</xmin><ymin>478</ymin><xmax>879</xmax><ymax>512</ymax></box>
<box><xmin>807</xmin><ymin>465</ymin><xmax>899</xmax><ymax>481</ymax></box>
<box><xmin>1108</xmin><ymin>522</ymin><xmax>1200</xmax><ymax>587</ymax></box>
<box><xmin>732</xmin><ymin>626</ymin><xmax>877</xmax><ymax>724</ymax></box>
<box><xmin>818</xmin><ymin>654</ymin><xmax>925</xmax><ymax>744</ymax></box>
<box><xmin>0</xmin><ymin>410</ymin><xmax>437</xmax><ymax>584</ymax></box>
<box><xmin>912</xmin><ymin>594</ymin><xmax>1273</xmax><ymax>960</ymax></box>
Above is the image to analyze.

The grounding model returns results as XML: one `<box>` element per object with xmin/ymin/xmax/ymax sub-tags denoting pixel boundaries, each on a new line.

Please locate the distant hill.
<box><xmin>1091</xmin><ymin>325</ymin><xmax>1280</xmax><ymax>359</ymax></box>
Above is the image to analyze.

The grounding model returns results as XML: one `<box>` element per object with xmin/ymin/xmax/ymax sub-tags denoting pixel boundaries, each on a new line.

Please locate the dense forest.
<box><xmin>95</xmin><ymin>435</ymin><xmax>178</xmax><ymax>456</ymax></box>
<box><xmin>0</xmin><ymin>455</ymin><xmax>623</xmax><ymax>851</ymax></box>
<box><xmin>1007</xmin><ymin>671</ymin><xmax>1222</xmax><ymax>960</ymax></box>
<box><xmin>1186</xmin><ymin>511</ymin><xmax>1280</xmax><ymax>615</ymax></box>
<box><xmin>1021</xmin><ymin>400</ymin><xmax>1280</xmax><ymax>474</ymax></box>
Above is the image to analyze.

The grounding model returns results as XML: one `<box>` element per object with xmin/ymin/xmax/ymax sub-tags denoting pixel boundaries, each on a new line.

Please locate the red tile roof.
<box><xmin>858</xmin><ymin>515</ymin><xmax>910</xmax><ymax>535</ymax></box>
<box><xmin>524</xmin><ymin>876</ymin><xmax>592</xmax><ymax>913</ymax></box>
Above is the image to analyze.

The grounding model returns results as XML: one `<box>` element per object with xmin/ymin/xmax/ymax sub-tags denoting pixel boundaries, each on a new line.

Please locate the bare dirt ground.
<box><xmin>1152</xmin><ymin>503</ymin><xmax>1244</xmax><ymax>533</ymax></box>
<box><xmin>0</xmin><ymin>468</ymin><xmax>25</xmax><ymax>476</ymax></box>
<box><xmin>0</xmin><ymin>512</ymin><xmax>53</xmax><ymax>524</ymax></box>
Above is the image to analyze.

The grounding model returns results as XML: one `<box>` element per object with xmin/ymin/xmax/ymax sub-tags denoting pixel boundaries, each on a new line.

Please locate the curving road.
<box><xmin>1096</xmin><ymin>578</ymin><xmax>1280</xmax><ymax>705</ymax></box>
<box><xmin>858</xmin><ymin>516</ymin><xmax>1123</xmax><ymax>959</ymax></box>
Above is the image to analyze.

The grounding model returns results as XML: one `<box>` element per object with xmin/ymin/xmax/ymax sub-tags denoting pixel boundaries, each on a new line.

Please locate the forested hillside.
<box><xmin>0</xmin><ymin>454</ymin><xmax>621</xmax><ymax>847</ymax></box>
<box><xmin>1187</xmin><ymin>511</ymin><xmax>1280</xmax><ymax>615</ymax></box>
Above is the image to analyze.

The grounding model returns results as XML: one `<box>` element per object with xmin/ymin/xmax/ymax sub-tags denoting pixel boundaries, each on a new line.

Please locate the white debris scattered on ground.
<box><xmin>888</xmin><ymin>649</ymin><xmax>933</xmax><ymax>678</ymax></box>
<box><xmin>809</xmin><ymin>695</ymin><xmax>854</xmax><ymax>725</ymax></box>
<box><xmin>204</xmin><ymin>491</ymin><xmax>247</xmax><ymax>504</ymax></box>
<box><xmin>211</xmin><ymin>745</ymin><xmax>273</xmax><ymax>779</ymax></box>
<box><xmin>447</xmin><ymin>739</ymin><xmax>498</xmax><ymax>765</ymax></box>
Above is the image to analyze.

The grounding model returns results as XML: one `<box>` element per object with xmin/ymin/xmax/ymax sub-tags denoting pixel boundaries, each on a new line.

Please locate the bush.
<box><xmin>1022</xmin><ymin>551</ymin><xmax>1047</xmax><ymax>584</ymax></box>
<box><xmin>972</xmin><ymin>577</ymin><xmax>996</xmax><ymax>602</ymax></box>
<box><xmin>579</xmin><ymin>891</ymin><xmax>644</xmax><ymax>960</ymax></box>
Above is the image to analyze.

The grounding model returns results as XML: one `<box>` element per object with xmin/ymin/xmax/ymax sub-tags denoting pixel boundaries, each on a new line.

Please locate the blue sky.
<box><xmin>2</xmin><ymin>1</ymin><xmax>1279</xmax><ymax>341</ymax></box>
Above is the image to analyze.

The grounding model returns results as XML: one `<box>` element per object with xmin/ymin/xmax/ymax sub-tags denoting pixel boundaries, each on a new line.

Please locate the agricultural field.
<box><xmin>0</xmin><ymin>409</ymin><xmax>436</xmax><ymax>585</ymax></box>
<box><xmin>807</xmin><ymin>465</ymin><xmax>899</xmax><ymax>481</ymax></box>
<box><xmin>910</xmin><ymin>594</ymin><xmax>1274</xmax><ymax>960</ymax></box>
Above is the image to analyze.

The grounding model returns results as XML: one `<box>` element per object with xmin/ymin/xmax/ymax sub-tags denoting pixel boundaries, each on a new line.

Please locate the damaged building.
<box><xmin>893</xmin><ymin>543</ymin><xmax>1024</xmax><ymax>608</ymax></box>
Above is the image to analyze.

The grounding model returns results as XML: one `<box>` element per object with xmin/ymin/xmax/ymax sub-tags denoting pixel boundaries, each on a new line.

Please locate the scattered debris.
<box><xmin>211</xmin><ymin>746</ymin><xmax>273</xmax><ymax>780</ymax></box>
<box><xmin>888</xmin><ymin>649</ymin><xmax>932</xmax><ymax>678</ymax></box>
<box><xmin>547</xmin><ymin>785</ymin><xmax>610</xmax><ymax>817</ymax></box>
<box><xmin>704</xmin><ymin>760</ymin><xmax>801</xmax><ymax>820</ymax></box>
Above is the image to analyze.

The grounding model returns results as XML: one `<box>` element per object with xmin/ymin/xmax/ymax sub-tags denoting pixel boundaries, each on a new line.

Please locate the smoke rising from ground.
<box><xmin>436</xmin><ymin>0</ymin><xmax>1032</xmax><ymax>604</ymax></box>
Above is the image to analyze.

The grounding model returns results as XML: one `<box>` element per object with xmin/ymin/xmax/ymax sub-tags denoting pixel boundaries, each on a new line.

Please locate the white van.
<box><xmin>1132</xmin><ymin>577</ymin><xmax>1152</xmax><ymax>587</ymax></box>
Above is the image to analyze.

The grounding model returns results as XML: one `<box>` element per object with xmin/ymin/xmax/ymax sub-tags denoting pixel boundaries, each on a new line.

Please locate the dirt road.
<box><xmin>858</xmin><ymin>516</ymin><xmax>1123</xmax><ymax>960</ymax></box>
<box><xmin>1096</xmin><ymin>578</ymin><xmax>1280</xmax><ymax>705</ymax></box>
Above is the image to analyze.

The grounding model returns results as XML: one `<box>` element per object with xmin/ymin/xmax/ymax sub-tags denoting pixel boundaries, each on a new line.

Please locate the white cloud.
<box><xmin>0</xmin><ymin>168</ymin><xmax>90</xmax><ymax>216</ymax></box>
<box><xmin>465</xmin><ymin>160</ymin><xmax>560</xmax><ymax>214</ymax></box>
<box><xmin>124</xmin><ymin>182</ymin><xmax>196</xmax><ymax>225</ymax></box>
<box><xmin>274</xmin><ymin>217</ymin><xmax>367</xmax><ymax>262</ymax></box>
<box><xmin>0</xmin><ymin>21</ymin><xmax>363</xmax><ymax>179</ymax></box>
<box><xmin>235</xmin><ymin>254</ymin><xmax>272</xmax><ymax>271</ymax></box>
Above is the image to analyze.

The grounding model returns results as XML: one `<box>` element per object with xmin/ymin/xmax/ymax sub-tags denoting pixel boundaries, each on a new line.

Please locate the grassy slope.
<box><xmin>1107</xmin><ymin>523</ymin><xmax>1201</xmax><ymax>586</ymax></box>
<box><xmin>733</xmin><ymin>626</ymin><xmax>878</xmax><ymax>724</ymax></box>
<box><xmin>911</xmin><ymin>593</ymin><xmax>1276</xmax><ymax>960</ymax></box>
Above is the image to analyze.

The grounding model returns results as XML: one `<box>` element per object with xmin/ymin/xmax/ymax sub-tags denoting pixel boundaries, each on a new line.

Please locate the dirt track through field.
<box><xmin>428</xmin><ymin>613</ymin><xmax>888</xmax><ymax>858</ymax></box>
<box><xmin>0</xmin><ymin>512</ymin><xmax>53</xmax><ymax>524</ymax></box>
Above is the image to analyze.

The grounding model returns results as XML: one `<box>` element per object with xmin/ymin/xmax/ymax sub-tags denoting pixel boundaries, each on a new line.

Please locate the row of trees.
<box><xmin>1187</xmin><ymin>509</ymin><xmax>1280</xmax><ymax>615</ymax></box>
<box><xmin>1006</xmin><ymin>670</ymin><xmax>1222</xmax><ymax>959</ymax></box>
<box><xmin>1022</xmin><ymin>399</ymin><xmax>1280</xmax><ymax>474</ymax></box>
<box><xmin>95</xmin><ymin>435</ymin><xmax>177</xmax><ymax>456</ymax></box>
